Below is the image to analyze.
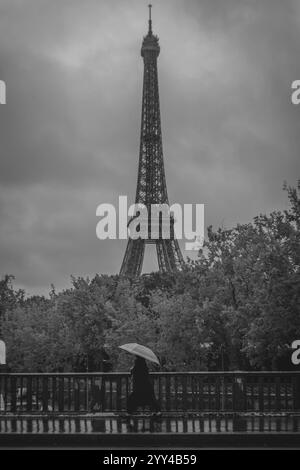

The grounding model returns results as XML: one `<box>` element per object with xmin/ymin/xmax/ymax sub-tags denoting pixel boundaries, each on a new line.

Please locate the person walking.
<box><xmin>127</xmin><ymin>356</ymin><xmax>160</xmax><ymax>414</ymax></box>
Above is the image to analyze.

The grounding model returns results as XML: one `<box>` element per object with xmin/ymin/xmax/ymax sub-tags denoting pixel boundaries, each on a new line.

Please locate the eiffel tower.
<box><xmin>120</xmin><ymin>5</ymin><xmax>184</xmax><ymax>277</ymax></box>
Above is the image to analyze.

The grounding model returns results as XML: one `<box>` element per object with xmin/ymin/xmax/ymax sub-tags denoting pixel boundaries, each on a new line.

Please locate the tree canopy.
<box><xmin>1</xmin><ymin>182</ymin><xmax>299</xmax><ymax>372</ymax></box>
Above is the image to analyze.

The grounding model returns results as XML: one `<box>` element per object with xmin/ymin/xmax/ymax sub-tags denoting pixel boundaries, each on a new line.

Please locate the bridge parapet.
<box><xmin>0</xmin><ymin>371</ymin><xmax>299</xmax><ymax>414</ymax></box>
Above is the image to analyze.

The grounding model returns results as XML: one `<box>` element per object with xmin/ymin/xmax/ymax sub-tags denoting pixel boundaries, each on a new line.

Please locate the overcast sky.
<box><xmin>0</xmin><ymin>0</ymin><xmax>300</xmax><ymax>295</ymax></box>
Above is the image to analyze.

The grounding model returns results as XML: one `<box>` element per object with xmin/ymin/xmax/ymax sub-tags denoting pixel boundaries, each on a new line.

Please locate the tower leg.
<box><xmin>156</xmin><ymin>239</ymin><xmax>184</xmax><ymax>273</ymax></box>
<box><xmin>120</xmin><ymin>239</ymin><xmax>145</xmax><ymax>277</ymax></box>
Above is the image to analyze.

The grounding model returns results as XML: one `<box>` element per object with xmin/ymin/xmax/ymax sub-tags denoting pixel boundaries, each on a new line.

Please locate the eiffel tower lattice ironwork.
<box><xmin>120</xmin><ymin>5</ymin><xmax>184</xmax><ymax>277</ymax></box>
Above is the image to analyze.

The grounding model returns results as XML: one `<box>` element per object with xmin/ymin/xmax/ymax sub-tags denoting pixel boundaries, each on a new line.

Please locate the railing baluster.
<box><xmin>251</xmin><ymin>377</ymin><xmax>255</xmax><ymax>411</ymax></box>
<box><xmin>182</xmin><ymin>375</ymin><xmax>187</xmax><ymax>411</ymax></box>
<box><xmin>4</xmin><ymin>374</ymin><xmax>8</xmax><ymax>411</ymax></box>
<box><xmin>116</xmin><ymin>376</ymin><xmax>121</xmax><ymax>411</ymax></box>
<box><xmin>125</xmin><ymin>375</ymin><xmax>129</xmax><ymax>411</ymax></box>
<box><xmin>215</xmin><ymin>376</ymin><xmax>220</xmax><ymax>411</ymax></box>
<box><xmin>267</xmin><ymin>378</ymin><xmax>271</xmax><ymax>412</ymax></box>
<box><xmin>58</xmin><ymin>376</ymin><xmax>64</xmax><ymax>412</ymax></box>
<box><xmin>174</xmin><ymin>375</ymin><xmax>178</xmax><ymax>411</ymax></box>
<box><xmin>26</xmin><ymin>376</ymin><xmax>32</xmax><ymax>412</ymax></box>
<box><xmin>275</xmin><ymin>376</ymin><xmax>281</xmax><ymax>412</ymax></box>
<box><xmin>20</xmin><ymin>376</ymin><xmax>23</xmax><ymax>411</ymax></box>
<box><xmin>109</xmin><ymin>377</ymin><xmax>113</xmax><ymax>411</ymax></box>
<box><xmin>258</xmin><ymin>376</ymin><xmax>264</xmax><ymax>412</ymax></box>
<box><xmin>74</xmin><ymin>378</ymin><xmax>80</xmax><ymax>412</ymax></box>
<box><xmin>166</xmin><ymin>375</ymin><xmax>171</xmax><ymax>411</ymax></box>
<box><xmin>232</xmin><ymin>375</ymin><xmax>237</xmax><ymax>412</ymax></box>
<box><xmin>68</xmin><ymin>377</ymin><xmax>71</xmax><ymax>411</ymax></box>
<box><xmin>198</xmin><ymin>376</ymin><xmax>203</xmax><ymax>411</ymax></box>
<box><xmin>35</xmin><ymin>376</ymin><xmax>39</xmax><ymax>411</ymax></box>
<box><xmin>52</xmin><ymin>377</ymin><xmax>56</xmax><ymax>412</ymax></box>
<box><xmin>11</xmin><ymin>376</ymin><xmax>16</xmax><ymax>413</ymax></box>
<box><xmin>208</xmin><ymin>379</ymin><xmax>212</xmax><ymax>411</ymax></box>
<box><xmin>84</xmin><ymin>376</ymin><xmax>88</xmax><ymax>412</ymax></box>
<box><xmin>293</xmin><ymin>375</ymin><xmax>300</xmax><ymax>411</ymax></box>
<box><xmin>42</xmin><ymin>376</ymin><xmax>48</xmax><ymax>412</ymax></box>
<box><xmin>0</xmin><ymin>378</ymin><xmax>2</xmax><ymax>413</ymax></box>
<box><xmin>0</xmin><ymin>375</ymin><xmax>3</xmax><ymax>411</ymax></box>
<box><xmin>158</xmin><ymin>375</ymin><xmax>162</xmax><ymax>410</ymax></box>
<box><xmin>191</xmin><ymin>376</ymin><xmax>195</xmax><ymax>411</ymax></box>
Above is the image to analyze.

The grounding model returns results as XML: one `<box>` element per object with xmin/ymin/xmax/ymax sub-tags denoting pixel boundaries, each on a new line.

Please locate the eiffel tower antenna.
<box><xmin>120</xmin><ymin>6</ymin><xmax>185</xmax><ymax>277</ymax></box>
<box><xmin>148</xmin><ymin>4</ymin><xmax>152</xmax><ymax>34</ymax></box>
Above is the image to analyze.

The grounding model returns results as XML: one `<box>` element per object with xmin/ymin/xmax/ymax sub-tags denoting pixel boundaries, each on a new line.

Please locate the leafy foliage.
<box><xmin>1</xmin><ymin>183</ymin><xmax>299</xmax><ymax>371</ymax></box>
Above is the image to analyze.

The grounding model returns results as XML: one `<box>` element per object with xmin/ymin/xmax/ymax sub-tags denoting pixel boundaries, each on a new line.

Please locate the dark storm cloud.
<box><xmin>0</xmin><ymin>0</ymin><xmax>299</xmax><ymax>294</ymax></box>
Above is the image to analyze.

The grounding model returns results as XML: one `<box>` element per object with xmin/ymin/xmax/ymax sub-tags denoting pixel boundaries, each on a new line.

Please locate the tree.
<box><xmin>0</xmin><ymin>275</ymin><xmax>24</xmax><ymax>334</ymax></box>
<box><xmin>1</xmin><ymin>182</ymin><xmax>299</xmax><ymax>372</ymax></box>
<box><xmin>104</xmin><ymin>279</ymin><xmax>159</xmax><ymax>370</ymax></box>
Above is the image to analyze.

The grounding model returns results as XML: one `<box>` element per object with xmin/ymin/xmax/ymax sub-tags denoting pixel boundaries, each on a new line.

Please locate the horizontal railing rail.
<box><xmin>0</xmin><ymin>372</ymin><xmax>300</xmax><ymax>414</ymax></box>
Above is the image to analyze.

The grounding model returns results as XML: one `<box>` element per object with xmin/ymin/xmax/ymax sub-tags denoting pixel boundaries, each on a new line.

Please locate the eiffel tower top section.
<box><xmin>141</xmin><ymin>4</ymin><xmax>160</xmax><ymax>58</ymax></box>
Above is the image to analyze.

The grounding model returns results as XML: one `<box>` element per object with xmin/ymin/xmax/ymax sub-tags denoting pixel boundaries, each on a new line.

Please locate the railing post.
<box><xmin>116</xmin><ymin>376</ymin><xmax>121</xmax><ymax>411</ymax></box>
<box><xmin>0</xmin><ymin>373</ymin><xmax>6</xmax><ymax>411</ymax></box>
<box><xmin>125</xmin><ymin>375</ymin><xmax>130</xmax><ymax>411</ymax></box>
<box><xmin>258</xmin><ymin>376</ymin><xmax>264</xmax><ymax>412</ymax></box>
<box><xmin>221</xmin><ymin>375</ymin><xmax>226</xmax><ymax>411</ymax></box>
<box><xmin>52</xmin><ymin>377</ymin><xmax>56</xmax><ymax>411</ymax></box>
<box><xmin>26</xmin><ymin>376</ymin><xmax>32</xmax><ymax>412</ymax></box>
<box><xmin>109</xmin><ymin>377</ymin><xmax>113</xmax><ymax>411</ymax></box>
<box><xmin>182</xmin><ymin>375</ymin><xmax>187</xmax><ymax>411</ymax></box>
<box><xmin>197</xmin><ymin>376</ymin><xmax>203</xmax><ymax>411</ymax></box>
<box><xmin>0</xmin><ymin>374</ymin><xmax>5</xmax><ymax>411</ymax></box>
<box><xmin>215</xmin><ymin>376</ymin><xmax>221</xmax><ymax>411</ymax></box>
<box><xmin>74</xmin><ymin>379</ymin><xmax>80</xmax><ymax>411</ymax></box>
<box><xmin>11</xmin><ymin>376</ymin><xmax>16</xmax><ymax>413</ymax></box>
<box><xmin>84</xmin><ymin>376</ymin><xmax>88</xmax><ymax>412</ymax></box>
<box><xmin>293</xmin><ymin>375</ymin><xmax>300</xmax><ymax>411</ymax></box>
<box><xmin>190</xmin><ymin>376</ymin><xmax>195</xmax><ymax>411</ymax></box>
<box><xmin>58</xmin><ymin>377</ymin><xmax>64</xmax><ymax>412</ymax></box>
<box><xmin>275</xmin><ymin>376</ymin><xmax>281</xmax><ymax>412</ymax></box>
<box><xmin>102</xmin><ymin>376</ymin><xmax>107</xmax><ymax>411</ymax></box>
<box><xmin>158</xmin><ymin>376</ymin><xmax>162</xmax><ymax>410</ymax></box>
<box><xmin>166</xmin><ymin>375</ymin><xmax>171</xmax><ymax>411</ymax></box>
<box><xmin>42</xmin><ymin>376</ymin><xmax>48</xmax><ymax>412</ymax></box>
<box><xmin>68</xmin><ymin>377</ymin><xmax>72</xmax><ymax>411</ymax></box>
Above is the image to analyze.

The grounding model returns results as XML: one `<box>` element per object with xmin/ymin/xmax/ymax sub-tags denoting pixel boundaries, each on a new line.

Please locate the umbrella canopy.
<box><xmin>119</xmin><ymin>343</ymin><xmax>160</xmax><ymax>365</ymax></box>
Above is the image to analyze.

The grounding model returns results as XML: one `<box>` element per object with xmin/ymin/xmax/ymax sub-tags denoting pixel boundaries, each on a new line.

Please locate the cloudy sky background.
<box><xmin>0</xmin><ymin>0</ymin><xmax>299</xmax><ymax>295</ymax></box>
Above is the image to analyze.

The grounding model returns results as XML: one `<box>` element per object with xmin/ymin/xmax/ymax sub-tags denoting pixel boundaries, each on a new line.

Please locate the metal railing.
<box><xmin>0</xmin><ymin>371</ymin><xmax>299</xmax><ymax>414</ymax></box>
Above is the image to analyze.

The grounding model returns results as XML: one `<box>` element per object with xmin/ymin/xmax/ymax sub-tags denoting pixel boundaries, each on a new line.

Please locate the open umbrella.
<box><xmin>119</xmin><ymin>343</ymin><xmax>160</xmax><ymax>365</ymax></box>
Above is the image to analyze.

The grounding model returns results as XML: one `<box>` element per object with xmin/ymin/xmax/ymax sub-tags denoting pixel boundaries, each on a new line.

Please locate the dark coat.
<box><xmin>130</xmin><ymin>357</ymin><xmax>155</xmax><ymax>402</ymax></box>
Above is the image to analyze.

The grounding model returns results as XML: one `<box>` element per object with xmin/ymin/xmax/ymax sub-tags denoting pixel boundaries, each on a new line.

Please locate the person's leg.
<box><xmin>150</xmin><ymin>396</ymin><xmax>160</xmax><ymax>412</ymax></box>
<box><xmin>144</xmin><ymin>387</ymin><xmax>160</xmax><ymax>413</ymax></box>
<box><xmin>127</xmin><ymin>392</ymin><xmax>138</xmax><ymax>413</ymax></box>
<box><xmin>149</xmin><ymin>387</ymin><xmax>160</xmax><ymax>412</ymax></box>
